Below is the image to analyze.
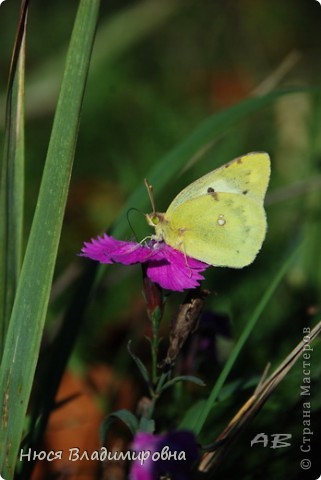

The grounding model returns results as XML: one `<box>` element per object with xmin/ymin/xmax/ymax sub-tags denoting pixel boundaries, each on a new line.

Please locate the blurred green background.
<box><xmin>1</xmin><ymin>0</ymin><xmax>321</xmax><ymax>479</ymax></box>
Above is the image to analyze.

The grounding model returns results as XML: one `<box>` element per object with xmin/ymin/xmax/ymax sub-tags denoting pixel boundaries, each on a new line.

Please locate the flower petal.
<box><xmin>130</xmin><ymin>432</ymin><xmax>160</xmax><ymax>480</ymax></box>
<box><xmin>146</xmin><ymin>245</ymin><xmax>208</xmax><ymax>292</ymax></box>
<box><xmin>80</xmin><ymin>233</ymin><xmax>153</xmax><ymax>265</ymax></box>
<box><xmin>129</xmin><ymin>431</ymin><xmax>199</xmax><ymax>480</ymax></box>
<box><xmin>80</xmin><ymin>234</ymin><xmax>209</xmax><ymax>292</ymax></box>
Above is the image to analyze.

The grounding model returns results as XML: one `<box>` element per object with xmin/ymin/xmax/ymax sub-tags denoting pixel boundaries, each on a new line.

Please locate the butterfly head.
<box><xmin>146</xmin><ymin>212</ymin><xmax>165</xmax><ymax>227</ymax></box>
<box><xmin>146</xmin><ymin>212</ymin><xmax>166</xmax><ymax>240</ymax></box>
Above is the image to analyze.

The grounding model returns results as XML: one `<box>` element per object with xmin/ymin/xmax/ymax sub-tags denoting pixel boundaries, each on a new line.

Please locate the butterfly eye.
<box><xmin>151</xmin><ymin>215</ymin><xmax>159</xmax><ymax>225</ymax></box>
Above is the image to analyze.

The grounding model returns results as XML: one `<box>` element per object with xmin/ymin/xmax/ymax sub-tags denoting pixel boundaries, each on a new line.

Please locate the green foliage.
<box><xmin>0</xmin><ymin>5</ymin><xmax>26</xmax><ymax>355</ymax></box>
<box><xmin>0</xmin><ymin>0</ymin><xmax>100</xmax><ymax>476</ymax></box>
<box><xmin>0</xmin><ymin>1</ymin><xmax>321</xmax><ymax>479</ymax></box>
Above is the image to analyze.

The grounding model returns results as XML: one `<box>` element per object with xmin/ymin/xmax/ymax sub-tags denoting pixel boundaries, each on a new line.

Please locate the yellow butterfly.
<box><xmin>146</xmin><ymin>152</ymin><xmax>270</xmax><ymax>268</ymax></box>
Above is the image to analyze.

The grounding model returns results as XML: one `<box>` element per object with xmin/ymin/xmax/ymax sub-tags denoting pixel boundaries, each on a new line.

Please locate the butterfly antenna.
<box><xmin>144</xmin><ymin>178</ymin><xmax>156</xmax><ymax>215</ymax></box>
<box><xmin>126</xmin><ymin>207</ymin><xmax>140</xmax><ymax>242</ymax></box>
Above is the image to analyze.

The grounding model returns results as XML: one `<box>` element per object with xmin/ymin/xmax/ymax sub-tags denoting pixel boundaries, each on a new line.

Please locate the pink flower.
<box><xmin>80</xmin><ymin>234</ymin><xmax>208</xmax><ymax>292</ymax></box>
<box><xmin>129</xmin><ymin>431</ymin><xmax>199</xmax><ymax>480</ymax></box>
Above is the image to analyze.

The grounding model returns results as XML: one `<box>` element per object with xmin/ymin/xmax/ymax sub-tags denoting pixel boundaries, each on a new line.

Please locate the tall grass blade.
<box><xmin>0</xmin><ymin>0</ymin><xmax>100</xmax><ymax>476</ymax></box>
<box><xmin>0</xmin><ymin>0</ymin><xmax>28</xmax><ymax>358</ymax></box>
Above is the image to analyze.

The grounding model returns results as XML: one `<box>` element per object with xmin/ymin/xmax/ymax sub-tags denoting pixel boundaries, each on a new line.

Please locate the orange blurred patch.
<box><xmin>31</xmin><ymin>365</ymin><xmax>138</xmax><ymax>480</ymax></box>
<box><xmin>188</xmin><ymin>68</ymin><xmax>254</xmax><ymax>109</ymax></box>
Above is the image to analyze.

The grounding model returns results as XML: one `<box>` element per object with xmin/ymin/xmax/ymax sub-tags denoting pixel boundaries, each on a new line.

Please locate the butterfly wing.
<box><xmin>166</xmin><ymin>152</ymin><xmax>270</xmax><ymax>216</ymax></box>
<box><xmin>162</xmin><ymin>192</ymin><xmax>267</xmax><ymax>267</ymax></box>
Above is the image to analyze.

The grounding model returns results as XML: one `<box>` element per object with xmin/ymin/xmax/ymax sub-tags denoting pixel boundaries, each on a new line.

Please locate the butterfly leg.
<box><xmin>175</xmin><ymin>229</ymin><xmax>194</xmax><ymax>278</ymax></box>
<box><xmin>139</xmin><ymin>234</ymin><xmax>154</xmax><ymax>245</ymax></box>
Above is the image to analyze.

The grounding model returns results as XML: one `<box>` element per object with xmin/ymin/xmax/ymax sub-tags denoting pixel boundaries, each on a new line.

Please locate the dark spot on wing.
<box><xmin>243</xmin><ymin>190</ymin><xmax>248</xmax><ymax>195</ymax></box>
<box><xmin>207</xmin><ymin>187</ymin><xmax>215</xmax><ymax>193</ymax></box>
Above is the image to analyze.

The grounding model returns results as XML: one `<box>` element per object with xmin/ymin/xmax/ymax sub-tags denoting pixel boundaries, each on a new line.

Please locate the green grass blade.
<box><xmin>179</xmin><ymin>243</ymin><xmax>303</xmax><ymax>435</ymax></box>
<box><xmin>0</xmin><ymin>0</ymin><xmax>100</xmax><ymax>476</ymax></box>
<box><xmin>0</xmin><ymin>3</ymin><xmax>27</xmax><ymax>358</ymax></box>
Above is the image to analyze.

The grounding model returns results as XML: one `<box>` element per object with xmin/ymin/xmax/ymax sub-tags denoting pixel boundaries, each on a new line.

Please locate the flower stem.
<box><xmin>142</xmin><ymin>276</ymin><xmax>164</xmax><ymax>383</ymax></box>
<box><xmin>151</xmin><ymin>306</ymin><xmax>162</xmax><ymax>383</ymax></box>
